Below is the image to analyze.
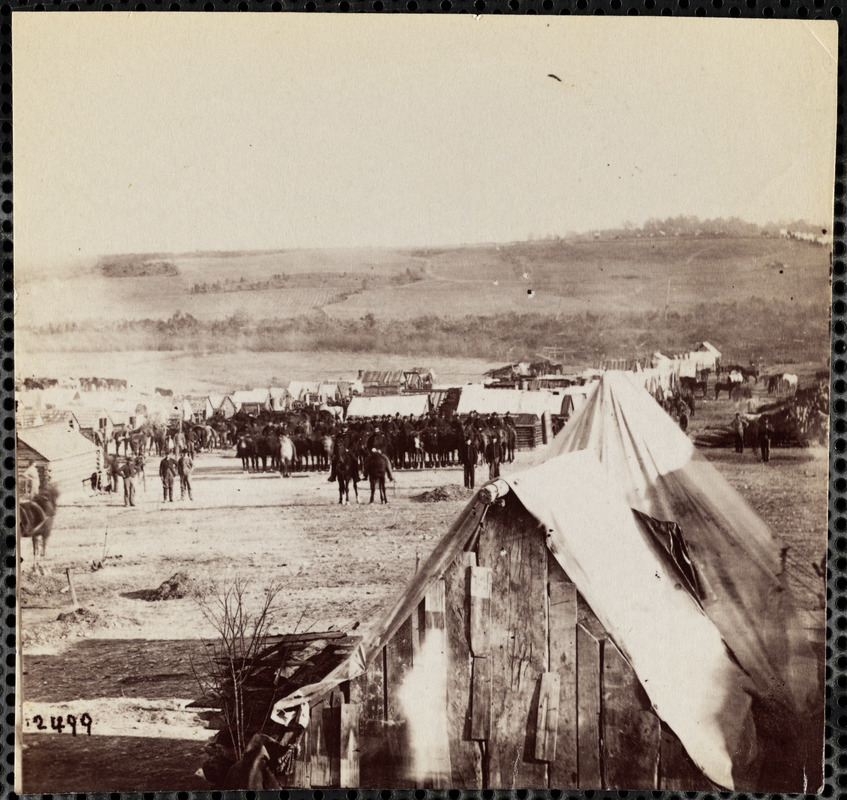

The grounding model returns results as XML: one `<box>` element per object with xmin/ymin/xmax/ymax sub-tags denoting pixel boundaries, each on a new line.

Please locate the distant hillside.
<box><xmin>17</xmin><ymin>234</ymin><xmax>831</xmax><ymax>330</ymax></box>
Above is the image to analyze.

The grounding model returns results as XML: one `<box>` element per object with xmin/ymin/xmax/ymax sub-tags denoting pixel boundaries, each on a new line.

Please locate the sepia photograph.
<box><xmin>12</xmin><ymin>13</ymin><xmax>837</xmax><ymax>793</ymax></box>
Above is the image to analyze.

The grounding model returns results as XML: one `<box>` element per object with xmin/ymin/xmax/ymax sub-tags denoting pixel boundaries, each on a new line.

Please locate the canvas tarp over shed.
<box><xmin>276</xmin><ymin>373</ymin><xmax>819</xmax><ymax>791</ymax></box>
<box><xmin>456</xmin><ymin>384</ymin><xmax>566</xmax><ymax>417</ymax></box>
<box><xmin>346</xmin><ymin>394</ymin><xmax>430</xmax><ymax>418</ymax></box>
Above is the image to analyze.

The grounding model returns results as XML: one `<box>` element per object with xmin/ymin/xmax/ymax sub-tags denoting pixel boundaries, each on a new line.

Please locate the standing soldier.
<box><xmin>678</xmin><ymin>402</ymin><xmax>689</xmax><ymax>433</ymax></box>
<box><xmin>732</xmin><ymin>412</ymin><xmax>748</xmax><ymax>454</ymax></box>
<box><xmin>119</xmin><ymin>457</ymin><xmax>137</xmax><ymax>507</ymax></box>
<box><xmin>487</xmin><ymin>432</ymin><xmax>501</xmax><ymax>480</ymax></box>
<box><xmin>159</xmin><ymin>452</ymin><xmax>178</xmax><ymax>503</ymax></box>
<box><xmin>461</xmin><ymin>435</ymin><xmax>478</xmax><ymax>489</ymax></box>
<box><xmin>173</xmin><ymin>427</ymin><xmax>187</xmax><ymax>458</ymax></box>
<box><xmin>178</xmin><ymin>450</ymin><xmax>194</xmax><ymax>501</ymax></box>
<box><xmin>135</xmin><ymin>454</ymin><xmax>146</xmax><ymax>493</ymax></box>
<box><xmin>109</xmin><ymin>454</ymin><xmax>121</xmax><ymax>494</ymax></box>
<box><xmin>759</xmin><ymin>416</ymin><xmax>772</xmax><ymax>463</ymax></box>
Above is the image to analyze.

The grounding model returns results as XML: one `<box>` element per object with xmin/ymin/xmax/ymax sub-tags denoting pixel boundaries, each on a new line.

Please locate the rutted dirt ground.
<box><xmin>19</xmin><ymin>400</ymin><xmax>828</xmax><ymax>792</ymax></box>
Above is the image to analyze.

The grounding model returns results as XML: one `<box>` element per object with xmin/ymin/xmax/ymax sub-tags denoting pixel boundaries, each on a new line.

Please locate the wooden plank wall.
<box><xmin>477</xmin><ymin>496</ymin><xmax>548</xmax><ymax>788</ymax></box>
<box><xmin>299</xmin><ymin>496</ymin><xmax>714</xmax><ymax>791</ymax></box>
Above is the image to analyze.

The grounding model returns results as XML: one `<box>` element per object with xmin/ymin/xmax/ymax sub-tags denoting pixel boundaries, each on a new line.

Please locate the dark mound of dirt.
<box><xmin>411</xmin><ymin>485</ymin><xmax>475</xmax><ymax>503</ymax></box>
<box><xmin>131</xmin><ymin>572</ymin><xmax>200</xmax><ymax>602</ymax></box>
<box><xmin>22</xmin><ymin>606</ymin><xmax>142</xmax><ymax>647</ymax></box>
<box><xmin>57</xmin><ymin>607</ymin><xmax>100</xmax><ymax>624</ymax></box>
<box><xmin>20</xmin><ymin>573</ymin><xmax>67</xmax><ymax>605</ymax></box>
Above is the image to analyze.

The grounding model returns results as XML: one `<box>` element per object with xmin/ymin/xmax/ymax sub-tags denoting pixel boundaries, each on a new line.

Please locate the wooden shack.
<box><xmin>264</xmin><ymin>489</ymin><xmax>712</xmax><ymax>790</ymax></box>
<box><xmin>512</xmin><ymin>413</ymin><xmax>542</xmax><ymax>450</ymax></box>
<box><xmin>16</xmin><ymin>424</ymin><xmax>100</xmax><ymax>494</ymax></box>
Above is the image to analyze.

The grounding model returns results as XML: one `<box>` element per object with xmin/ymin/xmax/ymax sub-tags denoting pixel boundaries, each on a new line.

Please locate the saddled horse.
<box><xmin>20</xmin><ymin>484</ymin><xmax>60</xmax><ymax>568</ymax></box>
<box><xmin>332</xmin><ymin>443</ymin><xmax>359</xmax><ymax>505</ymax></box>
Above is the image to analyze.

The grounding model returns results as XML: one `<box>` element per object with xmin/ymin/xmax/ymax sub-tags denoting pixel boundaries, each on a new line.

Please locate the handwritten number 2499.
<box><xmin>31</xmin><ymin>713</ymin><xmax>92</xmax><ymax>736</ymax></box>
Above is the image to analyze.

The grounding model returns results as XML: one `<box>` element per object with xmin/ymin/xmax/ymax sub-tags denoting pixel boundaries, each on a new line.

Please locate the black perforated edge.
<box><xmin>0</xmin><ymin>5</ymin><xmax>843</xmax><ymax>800</ymax></box>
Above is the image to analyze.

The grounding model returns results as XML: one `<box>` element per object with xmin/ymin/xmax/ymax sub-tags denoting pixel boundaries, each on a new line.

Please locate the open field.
<box><xmin>17</xmin><ymin>236</ymin><xmax>830</xmax><ymax>327</ymax></box>
<box><xmin>16</xmin><ymin>235</ymin><xmax>830</xmax><ymax>365</ymax></box>
<box><xmin>19</xmin><ymin>400</ymin><xmax>828</xmax><ymax>791</ymax></box>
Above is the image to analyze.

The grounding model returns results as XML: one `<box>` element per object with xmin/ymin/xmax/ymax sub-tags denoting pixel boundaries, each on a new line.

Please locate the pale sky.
<box><xmin>13</xmin><ymin>14</ymin><xmax>838</xmax><ymax>273</ymax></box>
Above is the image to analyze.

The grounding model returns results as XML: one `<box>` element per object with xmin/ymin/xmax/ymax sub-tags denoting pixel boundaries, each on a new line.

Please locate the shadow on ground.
<box><xmin>21</xmin><ymin>734</ymin><xmax>209</xmax><ymax>793</ymax></box>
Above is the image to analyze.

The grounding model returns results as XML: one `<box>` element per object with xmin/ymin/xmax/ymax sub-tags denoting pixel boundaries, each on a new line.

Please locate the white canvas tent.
<box><xmin>274</xmin><ymin>372</ymin><xmax>818</xmax><ymax>791</ymax></box>
<box><xmin>456</xmin><ymin>384</ymin><xmax>567</xmax><ymax>417</ymax></box>
<box><xmin>346</xmin><ymin>393</ymin><xmax>430</xmax><ymax>418</ymax></box>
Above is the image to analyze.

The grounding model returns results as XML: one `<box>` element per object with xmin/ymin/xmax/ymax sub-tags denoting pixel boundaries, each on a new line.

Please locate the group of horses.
<box><xmin>231</xmin><ymin>413</ymin><xmax>518</xmax><ymax>476</ymax></box>
<box><xmin>676</xmin><ymin>364</ymin><xmax>762</xmax><ymax>401</ymax></box>
<box><xmin>18</xmin><ymin>376</ymin><xmax>128</xmax><ymax>392</ymax></box>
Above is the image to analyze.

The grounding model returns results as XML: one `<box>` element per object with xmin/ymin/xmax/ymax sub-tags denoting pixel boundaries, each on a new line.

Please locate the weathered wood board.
<box><xmin>602</xmin><ymin>641</ymin><xmax>661</xmax><ymax>789</ymax></box>
<box><xmin>349</xmin><ymin>650</ymin><xmax>386</xmax><ymax>722</ymax></box>
<box><xmin>576</xmin><ymin>624</ymin><xmax>602</xmax><ymax>788</ymax></box>
<box><xmin>422</xmin><ymin>577</ymin><xmax>453</xmax><ymax>787</ymax></box>
<box><xmin>444</xmin><ymin>551</ymin><xmax>483</xmax><ymax>787</ymax></box>
<box><xmin>358</xmin><ymin>718</ymin><xmax>411</xmax><ymax>788</ymax></box>
<box><xmin>469</xmin><ymin>565</ymin><xmax>492</xmax><ymax>656</ymax></box>
<box><xmin>478</xmin><ymin>496</ymin><xmax>548</xmax><ymax>788</ymax></box>
<box><xmin>470</xmin><ymin>655</ymin><xmax>491</xmax><ymax>741</ymax></box>
<box><xmin>339</xmin><ymin>703</ymin><xmax>359</xmax><ymax>787</ymax></box>
<box><xmin>385</xmin><ymin>617</ymin><xmax>414</xmax><ymax>722</ymax></box>
<box><xmin>548</xmin><ymin>565</ymin><xmax>578</xmax><ymax>787</ymax></box>
<box><xmin>534</xmin><ymin>671</ymin><xmax>561</xmax><ymax>762</ymax></box>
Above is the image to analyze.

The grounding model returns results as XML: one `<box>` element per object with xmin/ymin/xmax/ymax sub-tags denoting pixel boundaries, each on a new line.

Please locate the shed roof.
<box><xmin>232</xmin><ymin>388</ymin><xmax>271</xmax><ymax>405</ymax></box>
<box><xmin>346</xmin><ymin>393</ymin><xmax>430</xmax><ymax>418</ymax></box>
<box><xmin>456</xmin><ymin>385</ymin><xmax>566</xmax><ymax>416</ymax></box>
<box><xmin>360</xmin><ymin>370</ymin><xmax>405</xmax><ymax>385</ymax></box>
<box><xmin>17</xmin><ymin>424</ymin><xmax>100</xmax><ymax>461</ymax></box>
<box><xmin>70</xmin><ymin>407</ymin><xmax>112</xmax><ymax>429</ymax></box>
<box><xmin>695</xmin><ymin>341</ymin><xmax>722</xmax><ymax>357</ymax></box>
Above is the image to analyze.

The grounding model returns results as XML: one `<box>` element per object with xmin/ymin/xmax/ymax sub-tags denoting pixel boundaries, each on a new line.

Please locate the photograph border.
<box><xmin>2</xmin><ymin>4</ymin><xmax>844</xmax><ymax>798</ymax></box>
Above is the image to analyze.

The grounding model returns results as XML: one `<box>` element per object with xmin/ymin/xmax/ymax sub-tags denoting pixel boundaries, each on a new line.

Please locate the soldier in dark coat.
<box><xmin>758</xmin><ymin>416</ymin><xmax>772</xmax><ymax>463</ymax></box>
<box><xmin>732</xmin><ymin>412</ymin><xmax>748</xmax><ymax>454</ymax></box>
<box><xmin>159</xmin><ymin>453</ymin><xmax>178</xmax><ymax>502</ymax></box>
<box><xmin>178</xmin><ymin>452</ymin><xmax>194</xmax><ymax>500</ymax></box>
<box><xmin>118</xmin><ymin>458</ymin><xmax>137</xmax><ymax>507</ymax></box>
<box><xmin>461</xmin><ymin>436</ymin><xmax>479</xmax><ymax>489</ymax></box>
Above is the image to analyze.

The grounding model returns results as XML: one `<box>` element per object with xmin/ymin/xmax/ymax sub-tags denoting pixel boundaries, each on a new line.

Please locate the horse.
<box><xmin>237</xmin><ymin>435</ymin><xmax>255</xmax><ymax>471</ymax></box>
<box><xmin>19</xmin><ymin>484</ymin><xmax>60</xmax><ymax>568</ymax></box>
<box><xmin>332</xmin><ymin>443</ymin><xmax>359</xmax><ymax>505</ymax></box>
<box><xmin>714</xmin><ymin>381</ymin><xmax>737</xmax><ymax>400</ymax></box>
<box><xmin>680</xmin><ymin>376</ymin><xmax>709</xmax><ymax>399</ymax></box>
<box><xmin>320</xmin><ymin>435</ymin><xmax>334</xmax><ymax>471</ymax></box>
<box><xmin>422</xmin><ymin>427</ymin><xmax>439</xmax><ymax>469</ymax></box>
<box><xmin>279</xmin><ymin>435</ymin><xmax>297</xmax><ymax>477</ymax></box>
